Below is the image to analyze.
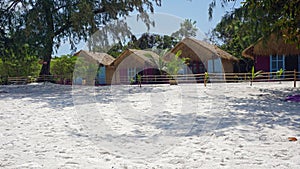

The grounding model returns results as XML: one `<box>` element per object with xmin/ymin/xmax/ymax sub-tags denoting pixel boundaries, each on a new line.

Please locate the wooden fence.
<box><xmin>1</xmin><ymin>70</ymin><xmax>299</xmax><ymax>87</ymax></box>
<box><xmin>1</xmin><ymin>75</ymin><xmax>73</xmax><ymax>85</ymax></box>
<box><xmin>128</xmin><ymin>70</ymin><xmax>300</xmax><ymax>87</ymax></box>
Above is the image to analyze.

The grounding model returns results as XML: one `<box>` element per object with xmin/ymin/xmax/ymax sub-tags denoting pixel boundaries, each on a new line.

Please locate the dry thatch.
<box><xmin>111</xmin><ymin>49</ymin><xmax>160</xmax><ymax>67</ymax></box>
<box><xmin>74</xmin><ymin>50</ymin><xmax>115</xmax><ymax>66</ymax></box>
<box><xmin>242</xmin><ymin>33</ymin><xmax>300</xmax><ymax>59</ymax></box>
<box><xmin>165</xmin><ymin>37</ymin><xmax>239</xmax><ymax>62</ymax></box>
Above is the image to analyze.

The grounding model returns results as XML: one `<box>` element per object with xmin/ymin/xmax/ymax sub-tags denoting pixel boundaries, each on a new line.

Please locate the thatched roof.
<box><xmin>74</xmin><ymin>50</ymin><xmax>115</xmax><ymax>66</ymax></box>
<box><xmin>165</xmin><ymin>37</ymin><xmax>239</xmax><ymax>62</ymax></box>
<box><xmin>111</xmin><ymin>49</ymin><xmax>160</xmax><ymax>67</ymax></box>
<box><xmin>242</xmin><ymin>33</ymin><xmax>300</xmax><ymax>59</ymax></box>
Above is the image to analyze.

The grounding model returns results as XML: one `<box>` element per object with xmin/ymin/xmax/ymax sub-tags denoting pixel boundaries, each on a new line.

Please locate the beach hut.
<box><xmin>242</xmin><ymin>33</ymin><xmax>300</xmax><ymax>73</ymax></box>
<box><xmin>107</xmin><ymin>49</ymin><xmax>161</xmax><ymax>84</ymax></box>
<box><xmin>165</xmin><ymin>37</ymin><xmax>239</xmax><ymax>81</ymax></box>
<box><xmin>74</xmin><ymin>50</ymin><xmax>115</xmax><ymax>85</ymax></box>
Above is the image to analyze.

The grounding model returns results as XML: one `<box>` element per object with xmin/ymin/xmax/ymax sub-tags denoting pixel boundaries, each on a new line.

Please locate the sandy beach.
<box><xmin>1</xmin><ymin>81</ymin><xmax>300</xmax><ymax>168</ymax></box>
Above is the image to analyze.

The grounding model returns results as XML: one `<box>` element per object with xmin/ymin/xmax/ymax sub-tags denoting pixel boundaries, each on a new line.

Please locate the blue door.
<box><xmin>97</xmin><ymin>66</ymin><xmax>106</xmax><ymax>85</ymax></box>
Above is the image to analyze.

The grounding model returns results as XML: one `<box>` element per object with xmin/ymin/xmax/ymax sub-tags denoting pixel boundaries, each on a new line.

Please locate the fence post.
<box><xmin>204</xmin><ymin>73</ymin><xmax>206</xmax><ymax>87</ymax></box>
<box><xmin>294</xmin><ymin>69</ymin><xmax>297</xmax><ymax>88</ymax></box>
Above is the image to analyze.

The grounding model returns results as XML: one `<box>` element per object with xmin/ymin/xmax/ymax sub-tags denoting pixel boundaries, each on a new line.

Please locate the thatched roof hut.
<box><xmin>242</xmin><ymin>33</ymin><xmax>300</xmax><ymax>73</ymax></box>
<box><xmin>73</xmin><ymin>50</ymin><xmax>115</xmax><ymax>85</ymax></box>
<box><xmin>164</xmin><ymin>37</ymin><xmax>238</xmax><ymax>75</ymax></box>
<box><xmin>74</xmin><ymin>50</ymin><xmax>115</xmax><ymax>66</ymax></box>
<box><xmin>107</xmin><ymin>49</ymin><xmax>161</xmax><ymax>84</ymax></box>
<box><xmin>165</xmin><ymin>37</ymin><xmax>238</xmax><ymax>62</ymax></box>
<box><xmin>242</xmin><ymin>33</ymin><xmax>300</xmax><ymax>59</ymax></box>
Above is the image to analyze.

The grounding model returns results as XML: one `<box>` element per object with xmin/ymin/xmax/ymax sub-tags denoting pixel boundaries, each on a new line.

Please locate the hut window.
<box><xmin>127</xmin><ymin>67</ymin><xmax>137</xmax><ymax>81</ymax></box>
<box><xmin>270</xmin><ymin>55</ymin><xmax>285</xmax><ymax>72</ymax></box>
<box><xmin>208</xmin><ymin>59</ymin><xmax>223</xmax><ymax>73</ymax></box>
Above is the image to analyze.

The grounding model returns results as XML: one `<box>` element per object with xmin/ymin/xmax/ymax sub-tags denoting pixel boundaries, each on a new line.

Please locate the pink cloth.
<box><xmin>286</xmin><ymin>95</ymin><xmax>300</xmax><ymax>102</ymax></box>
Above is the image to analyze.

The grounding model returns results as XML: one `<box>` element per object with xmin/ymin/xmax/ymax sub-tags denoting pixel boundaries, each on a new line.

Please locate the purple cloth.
<box><xmin>286</xmin><ymin>95</ymin><xmax>300</xmax><ymax>102</ymax></box>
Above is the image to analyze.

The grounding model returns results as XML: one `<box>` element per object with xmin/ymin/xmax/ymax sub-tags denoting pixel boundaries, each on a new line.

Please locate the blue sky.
<box><xmin>56</xmin><ymin>0</ymin><xmax>242</xmax><ymax>56</ymax></box>
<box><xmin>154</xmin><ymin>0</ymin><xmax>242</xmax><ymax>33</ymax></box>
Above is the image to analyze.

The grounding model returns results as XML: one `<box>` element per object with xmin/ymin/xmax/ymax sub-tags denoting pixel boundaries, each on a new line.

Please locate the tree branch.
<box><xmin>54</xmin><ymin>21</ymin><xmax>71</xmax><ymax>37</ymax></box>
<box><xmin>93</xmin><ymin>7</ymin><xmax>106</xmax><ymax>14</ymax></box>
<box><xmin>4</xmin><ymin>0</ymin><xmax>21</xmax><ymax>12</ymax></box>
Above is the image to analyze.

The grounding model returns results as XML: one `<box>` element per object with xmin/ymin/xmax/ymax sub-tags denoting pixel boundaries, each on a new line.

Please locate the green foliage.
<box><xmin>137</xmin><ymin>74</ymin><xmax>142</xmax><ymax>82</ymax></box>
<box><xmin>171</xmin><ymin>19</ymin><xmax>198</xmax><ymax>40</ymax></box>
<box><xmin>137</xmin><ymin>74</ymin><xmax>142</xmax><ymax>87</ymax></box>
<box><xmin>210</xmin><ymin>0</ymin><xmax>300</xmax><ymax>46</ymax></box>
<box><xmin>135</xmin><ymin>33</ymin><xmax>179</xmax><ymax>50</ymax></box>
<box><xmin>144</xmin><ymin>48</ymin><xmax>167</xmax><ymax>74</ymax></box>
<box><xmin>166</xmin><ymin>50</ymin><xmax>189</xmax><ymax>76</ymax></box>
<box><xmin>107</xmin><ymin>42</ymin><xmax>127</xmax><ymax>58</ymax></box>
<box><xmin>156</xmin><ymin>49</ymin><xmax>169</xmax><ymax>73</ymax></box>
<box><xmin>276</xmin><ymin>68</ymin><xmax>284</xmax><ymax>82</ymax></box>
<box><xmin>165</xmin><ymin>50</ymin><xmax>183</xmax><ymax>86</ymax></box>
<box><xmin>144</xmin><ymin>49</ymin><xmax>188</xmax><ymax>76</ymax></box>
<box><xmin>107</xmin><ymin>33</ymin><xmax>179</xmax><ymax>58</ymax></box>
<box><xmin>130</xmin><ymin>77</ymin><xmax>135</xmax><ymax>85</ymax></box>
<box><xmin>73</xmin><ymin>56</ymin><xmax>99</xmax><ymax>84</ymax></box>
<box><xmin>242</xmin><ymin>0</ymin><xmax>300</xmax><ymax>45</ymax></box>
<box><xmin>204</xmin><ymin>72</ymin><xmax>209</xmax><ymax>87</ymax></box>
<box><xmin>249</xmin><ymin>66</ymin><xmax>262</xmax><ymax>86</ymax></box>
<box><xmin>50</xmin><ymin>55</ymin><xmax>77</xmax><ymax>81</ymax></box>
<box><xmin>0</xmin><ymin>44</ymin><xmax>41</xmax><ymax>78</ymax></box>
<box><xmin>209</xmin><ymin>7</ymin><xmax>262</xmax><ymax>59</ymax></box>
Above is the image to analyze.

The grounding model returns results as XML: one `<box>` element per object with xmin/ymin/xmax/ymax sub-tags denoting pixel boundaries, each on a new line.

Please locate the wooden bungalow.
<box><xmin>242</xmin><ymin>33</ymin><xmax>300</xmax><ymax>74</ymax></box>
<box><xmin>165</xmin><ymin>37</ymin><xmax>239</xmax><ymax>82</ymax></box>
<box><xmin>74</xmin><ymin>50</ymin><xmax>115</xmax><ymax>85</ymax></box>
<box><xmin>107</xmin><ymin>49</ymin><xmax>162</xmax><ymax>84</ymax></box>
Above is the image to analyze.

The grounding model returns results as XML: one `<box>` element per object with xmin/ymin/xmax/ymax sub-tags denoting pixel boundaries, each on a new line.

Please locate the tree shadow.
<box><xmin>147</xmin><ymin>87</ymin><xmax>300</xmax><ymax>139</ymax></box>
<box><xmin>2</xmin><ymin>83</ymin><xmax>299</xmax><ymax>141</ymax></box>
<box><xmin>0</xmin><ymin>84</ymin><xmax>82</xmax><ymax>110</ymax></box>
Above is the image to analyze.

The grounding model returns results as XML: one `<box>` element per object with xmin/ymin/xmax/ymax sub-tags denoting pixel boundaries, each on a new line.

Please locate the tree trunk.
<box><xmin>39</xmin><ymin>0</ymin><xmax>54</xmax><ymax>78</ymax></box>
<box><xmin>38</xmin><ymin>53</ymin><xmax>52</xmax><ymax>82</ymax></box>
<box><xmin>39</xmin><ymin>39</ymin><xmax>53</xmax><ymax>77</ymax></box>
<box><xmin>39</xmin><ymin>57</ymin><xmax>51</xmax><ymax>75</ymax></box>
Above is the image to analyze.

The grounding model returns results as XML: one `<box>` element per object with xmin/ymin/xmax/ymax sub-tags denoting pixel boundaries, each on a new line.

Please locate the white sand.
<box><xmin>1</xmin><ymin>81</ymin><xmax>300</xmax><ymax>169</ymax></box>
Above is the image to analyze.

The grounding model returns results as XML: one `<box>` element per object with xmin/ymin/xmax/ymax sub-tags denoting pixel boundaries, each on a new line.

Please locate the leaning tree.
<box><xmin>1</xmin><ymin>0</ymin><xmax>161</xmax><ymax>75</ymax></box>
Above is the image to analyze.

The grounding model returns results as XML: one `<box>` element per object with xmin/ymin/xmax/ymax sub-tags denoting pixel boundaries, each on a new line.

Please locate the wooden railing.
<box><xmin>2</xmin><ymin>75</ymin><xmax>73</xmax><ymax>85</ymax></box>
<box><xmin>122</xmin><ymin>70</ymin><xmax>300</xmax><ymax>87</ymax></box>
<box><xmin>1</xmin><ymin>70</ymin><xmax>299</xmax><ymax>87</ymax></box>
<box><xmin>7</xmin><ymin>76</ymin><xmax>28</xmax><ymax>85</ymax></box>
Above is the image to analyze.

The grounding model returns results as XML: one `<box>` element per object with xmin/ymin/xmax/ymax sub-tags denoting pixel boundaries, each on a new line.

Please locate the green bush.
<box><xmin>0</xmin><ymin>53</ymin><xmax>41</xmax><ymax>79</ymax></box>
<box><xmin>50</xmin><ymin>55</ymin><xmax>77</xmax><ymax>83</ymax></box>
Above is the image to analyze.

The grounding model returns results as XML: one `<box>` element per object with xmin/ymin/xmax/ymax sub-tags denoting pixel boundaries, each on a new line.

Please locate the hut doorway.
<box><xmin>97</xmin><ymin>66</ymin><xmax>106</xmax><ymax>85</ymax></box>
